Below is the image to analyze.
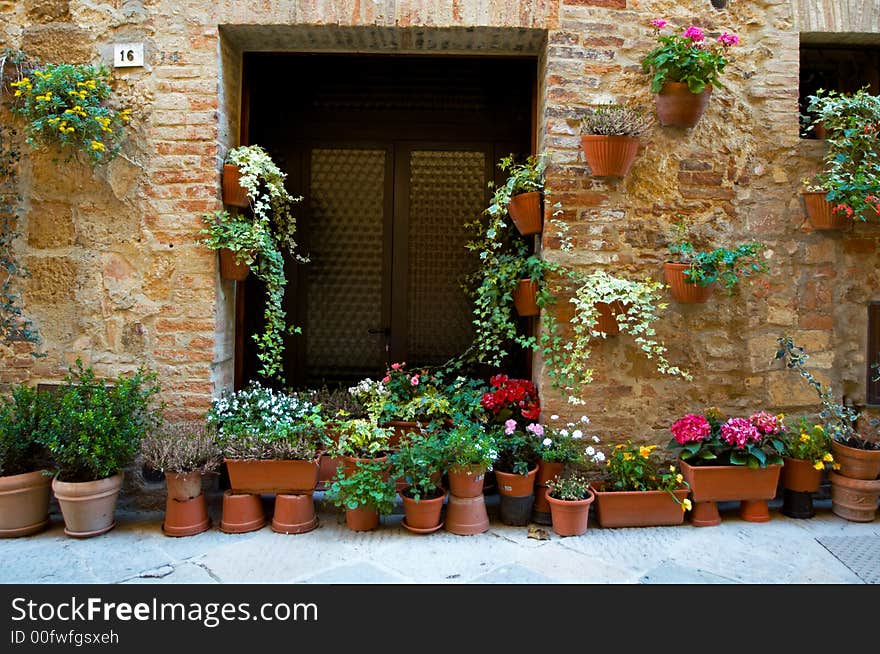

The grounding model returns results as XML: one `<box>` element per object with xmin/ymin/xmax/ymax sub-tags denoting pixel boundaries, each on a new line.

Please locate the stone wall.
<box><xmin>0</xmin><ymin>0</ymin><xmax>878</xmax><ymax>476</ymax></box>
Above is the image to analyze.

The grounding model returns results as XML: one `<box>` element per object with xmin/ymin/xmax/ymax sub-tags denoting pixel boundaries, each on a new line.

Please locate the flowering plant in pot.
<box><xmin>141</xmin><ymin>421</ymin><xmax>222</xmax><ymax>537</ymax></box>
<box><xmin>0</xmin><ymin>385</ymin><xmax>53</xmax><ymax>538</ymax></box>
<box><xmin>442</xmin><ymin>422</ymin><xmax>498</xmax><ymax>497</ymax></box>
<box><xmin>778</xmin><ymin>418</ymin><xmax>836</xmax><ymax>518</ymax></box>
<box><xmin>544</xmin><ymin>470</ymin><xmax>594</xmax><ymax>537</ymax></box>
<box><xmin>590</xmin><ymin>440</ymin><xmax>691</xmax><ymax>528</ymax></box>
<box><xmin>207</xmin><ymin>383</ymin><xmax>327</xmax><ymax>494</ymax></box>
<box><xmin>579</xmin><ymin>102</ymin><xmax>653</xmax><ymax>177</ymax></box>
<box><xmin>326</xmin><ymin>460</ymin><xmax>397</xmax><ymax>532</ymax></box>
<box><xmin>39</xmin><ymin>360</ymin><xmax>161</xmax><ymax>538</ymax></box>
<box><xmin>641</xmin><ymin>19</ymin><xmax>739</xmax><ymax>127</ymax></box>
<box><xmin>801</xmin><ymin>87</ymin><xmax>880</xmax><ymax>222</ymax></box>
<box><xmin>665</xmin><ymin>220</ymin><xmax>767</xmax><ymax>303</ymax></box>
<box><xmin>328</xmin><ymin>418</ymin><xmax>393</xmax><ymax>477</ymax></box>
<box><xmin>389</xmin><ymin>431</ymin><xmax>448</xmax><ymax>533</ymax></box>
<box><xmin>799</xmin><ymin>173</ymin><xmax>850</xmax><ymax>230</ymax></box>
<box><xmin>486</xmin><ymin>153</ymin><xmax>550</xmax><ymax>236</ymax></box>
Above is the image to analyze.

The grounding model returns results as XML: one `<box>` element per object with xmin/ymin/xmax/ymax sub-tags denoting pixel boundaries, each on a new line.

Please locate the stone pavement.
<box><xmin>2</xmin><ymin>494</ymin><xmax>878</xmax><ymax>584</ymax></box>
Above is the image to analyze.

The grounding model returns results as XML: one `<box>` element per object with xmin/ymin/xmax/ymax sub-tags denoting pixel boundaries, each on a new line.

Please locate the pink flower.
<box><xmin>651</xmin><ymin>18</ymin><xmax>667</xmax><ymax>29</ymax></box>
<box><xmin>683</xmin><ymin>26</ymin><xmax>704</xmax><ymax>42</ymax></box>
<box><xmin>391</xmin><ymin>362</ymin><xmax>401</xmax><ymax>370</ymax></box>
<box><xmin>720</xmin><ymin>417</ymin><xmax>762</xmax><ymax>449</ymax></box>
<box><xmin>526</xmin><ymin>423</ymin><xmax>544</xmax><ymax>437</ymax></box>
<box><xmin>717</xmin><ymin>32</ymin><xmax>739</xmax><ymax>46</ymax></box>
<box><xmin>749</xmin><ymin>411</ymin><xmax>784</xmax><ymax>436</ymax></box>
<box><xmin>410</xmin><ymin>375</ymin><xmax>419</xmax><ymax>386</ymax></box>
<box><xmin>671</xmin><ymin>414</ymin><xmax>711</xmax><ymax>445</ymax></box>
<box><xmin>382</xmin><ymin>376</ymin><xmax>390</xmax><ymax>383</ymax></box>
<box><xmin>505</xmin><ymin>419</ymin><xmax>517</xmax><ymax>436</ymax></box>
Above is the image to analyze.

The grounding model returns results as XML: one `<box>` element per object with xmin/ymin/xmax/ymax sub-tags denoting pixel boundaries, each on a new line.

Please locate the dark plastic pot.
<box><xmin>499</xmin><ymin>494</ymin><xmax>535</xmax><ymax>526</ymax></box>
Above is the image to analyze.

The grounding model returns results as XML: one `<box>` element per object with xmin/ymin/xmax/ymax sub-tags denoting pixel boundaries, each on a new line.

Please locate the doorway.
<box><xmin>239</xmin><ymin>54</ymin><xmax>535</xmax><ymax>389</ymax></box>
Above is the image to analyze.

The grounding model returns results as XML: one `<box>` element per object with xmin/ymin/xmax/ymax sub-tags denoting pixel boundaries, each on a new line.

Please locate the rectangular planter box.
<box><xmin>679</xmin><ymin>459</ymin><xmax>781</xmax><ymax>503</ymax></box>
<box><xmin>224</xmin><ymin>458</ymin><xmax>320</xmax><ymax>495</ymax></box>
<box><xmin>593</xmin><ymin>484</ymin><xmax>690</xmax><ymax>528</ymax></box>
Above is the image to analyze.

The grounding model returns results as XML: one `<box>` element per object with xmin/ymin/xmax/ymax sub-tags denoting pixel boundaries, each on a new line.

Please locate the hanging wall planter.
<box><xmin>507</xmin><ymin>191</ymin><xmax>543</xmax><ymax>236</ymax></box>
<box><xmin>654</xmin><ymin>83</ymin><xmax>711</xmax><ymax>128</ymax></box>
<box><xmin>802</xmin><ymin>192</ymin><xmax>850</xmax><ymax>230</ymax></box>
<box><xmin>663</xmin><ymin>263</ymin><xmax>715</xmax><ymax>304</ymax></box>
<box><xmin>218</xmin><ymin>249</ymin><xmax>249</xmax><ymax>282</ymax></box>
<box><xmin>580</xmin><ymin>135</ymin><xmax>640</xmax><ymax>177</ymax></box>
<box><xmin>222</xmin><ymin>163</ymin><xmax>250</xmax><ymax>207</ymax></box>
<box><xmin>512</xmin><ymin>279</ymin><xmax>540</xmax><ymax>317</ymax></box>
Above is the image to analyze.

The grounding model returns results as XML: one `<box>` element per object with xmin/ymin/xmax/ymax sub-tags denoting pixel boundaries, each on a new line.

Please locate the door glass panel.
<box><xmin>306</xmin><ymin>148</ymin><xmax>386</xmax><ymax>385</ymax></box>
<box><xmin>407</xmin><ymin>150</ymin><xmax>484</xmax><ymax>366</ymax></box>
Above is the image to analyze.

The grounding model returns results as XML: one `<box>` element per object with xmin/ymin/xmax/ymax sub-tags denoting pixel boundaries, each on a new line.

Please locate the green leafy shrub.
<box><xmin>0</xmin><ymin>384</ymin><xmax>49</xmax><ymax>477</ymax></box>
<box><xmin>326</xmin><ymin>460</ymin><xmax>396</xmax><ymax>513</ymax></box>
<box><xmin>389</xmin><ymin>432</ymin><xmax>447</xmax><ymax>501</ymax></box>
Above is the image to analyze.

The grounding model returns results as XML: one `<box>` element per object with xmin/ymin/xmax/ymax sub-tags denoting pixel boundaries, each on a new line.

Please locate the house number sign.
<box><xmin>113</xmin><ymin>43</ymin><xmax>144</xmax><ymax>68</ymax></box>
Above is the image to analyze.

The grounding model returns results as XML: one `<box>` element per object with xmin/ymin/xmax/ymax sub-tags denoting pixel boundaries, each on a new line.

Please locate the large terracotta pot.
<box><xmin>447</xmin><ymin>465</ymin><xmax>487</xmax><ymax>498</ymax></box>
<box><xmin>0</xmin><ymin>470</ymin><xmax>52</xmax><ymax>538</ymax></box>
<box><xmin>163</xmin><ymin>493</ymin><xmax>211</xmax><ymax>537</ymax></box>
<box><xmin>494</xmin><ymin>466</ymin><xmax>537</xmax><ymax>498</ymax></box>
<box><xmin>345</xmin><ymin>505</ymin><xmax>379</xmax><ymax>531</ymax></box>
<box><xmin>781</xmin><ymin>457</ymin><xmax>822</xmax><ymax>493</ymax></box>
<box><xmin>400</xmin><ymin>487</ymin><xmax>446</xmax><ymax>533</ymax></box>
<box><xmin>165</xmin><ymin>471</ymin><xmax>203</xmax><ymax>501</ymax></box>
<box><xmin>802</xmin><ymin>192</ymin><xmax>849</xmax><ymax>230</ymax></box>
<box><xmin>507</xmin><ymin>191</ymin><xmax>543</xmax><ymax>236</ymax></box>
<box><xmin>654</xmin><ymin>82</ymin><xmax>711</xmax><ymax>128</ymax></box>
<box><xmin>545</xmin><ymin>487</ymin><xmax>595</xmax><ymax>537</ymax></box>
<box><xmin>52</xmin><ymin>473</ymin><xmax>123</xmax><ymax>538</ymax></box>
<box><xmin>444</xmin><ymin>494</ymin><xmax>489</xmax><ymax>535</ymax></box>
<box><xmin>222</xmin><ymin>163</ymin><xmax>250</xmax><ymax>207</ymax></box>
<box><xmin>272</xmin><ymin>493</ymin><xmax>317</xmax><ymax>534</ymax></box>
<box><xmin>532</xmin><ymin>460</ymin><xmax>564</xmax><ymax>520</ymax></box>
<box><xmin>225</xmin><ymin>458</ymin><xmax>320</xmax><ymax>494</ymax></box>
<box><xmin>830</xmin><ymin>440</ymin><xmax>880</xmax><ymax>480</ymax></box>
<box><xmin>219</xmin><ymin>490</ymin><xmax>265</xmax><ymax>533</ymax></box>
<box><xmin>679</xmin><ymin>459</ymin><xmax>782</xmax><ymax>527</ymax></box>
<box><xmin>513</xmin><ymin>279</ymin><xmax>540</xmax><ymax>317</ymax></box>
<box><xmin>829</xmin><ymin>472</ymin><xmax>880</xmax><ymax>522</ymax></box>
<box><xmin>580</xmin><ymin>134</ymin><xmax>640</xmax><ymax>177</ymax></box>
<box><xmin>219</xmin><ymin>248</ymin><xmax>249</xmax><ymax>281</ymax></box>
<box><xmin>664</xmin><ymin>262</ymin><xmax>715</xmax><ymax>304</ymax></box>
<box><xmin>593</xmin><ymin>484</ymin><xmax>689</xmax><ymax>528</ymax></box>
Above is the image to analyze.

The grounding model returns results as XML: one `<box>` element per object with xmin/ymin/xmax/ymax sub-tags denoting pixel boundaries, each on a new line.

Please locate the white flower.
<box><xmin>595</xmin><ymin>452</ymin><xmax>606</xmax><ymax>462</ymax></box>
<box><xmin>580</xmin><ymin>416</ymin><xmax>590</xmax><ymax>424</ymax></box>
<box><xmin>550</xmin><ymin>414</ymin><xmax>559</xmax><ymax>420</ymax></box>
<box><xmin>585</xmin><ymin>446</ymin><xmax>595</xmax><ymax>456</ymax></box>
<box><xmin>572</xmin><ymin>430</ymin><xmax>583</xmax><ymax>440</ymax></box>
<box><xmin>560</xmin><ymin>429</ymin><xmax>568</xmax><ymax>437</ymax></box>
<box><xmin>592</xmin><ymin>435</ymin><xmax>600</xmax><ymax>443</ymax></box>
<box><xmin>542</xmin><ymin>438</ymin><xmax>552</xmax><ymax>446</ymax></box>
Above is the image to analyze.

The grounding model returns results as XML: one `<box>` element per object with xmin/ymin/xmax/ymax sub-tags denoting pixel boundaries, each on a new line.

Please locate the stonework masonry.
<box><xmin>1</xmin><ymin>1</ymin><xmax>879</xmax><ymax>503</ymax></box>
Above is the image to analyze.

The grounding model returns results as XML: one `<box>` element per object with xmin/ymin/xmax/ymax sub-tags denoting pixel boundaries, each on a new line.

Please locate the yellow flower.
<box><xmin>814</xmin><ymin>425</ymin><xmax>824</xmax><ymax>434</ymax></box>
<box><xmin>813</xmin><ymin>461</ymin><xmax>824</xmax><ymax>470</ymax></box>
<box><xmin>800</xmin><ymin>433</ymin><xmax>809</xmax><ymax>443</ymax></box>
<box><xmin>90</xmin><ymin>141</ymin><xmax>105</xmax><ymax>152</ymax></box>
<box><xmin>13</xmin><ymin>90</ymin><xmax>21</xmax><ymax>97</ymax></box>
<box><xmin>33</xmin><ymin>70</ymin><xmax>46</xmax><ymax>78</ymax></box>
<box><xmin>35</xmin><ymin>92</ymin><xmax>52</xmax><ymax>102</ymax></box>
<box><xmin>832</xmin><ymin>463</ymin><xmax>841</xmax><ymax>470</ymax></box>
<box><xmin>682</xmin><ymin>498</ymin><xmax>692</xmax><ymax>512</ymax></box>
<box><xmin>639</xmin><ymin>445</ymin><xmax>657</xmax><ymax>459</ymax></box>
<box><xmin>622</xmin><ymin>452</ymin><xmax>633</xmax><ymax>461</ymax></box>
<box><xmin>823</xmin><ymin>453</ymin><xmax>833</xmax><ymax>463</ymax></box>
<box><xmin>675</xmin><ymin>473</ymin><xmax>683</xmax><ymax>484</ymax></box>
<box><xmin>669</xmin><ymin>465</ymin><xmax>676</xmax><ymax>473</ymax></box>
<box><xmin>777</xmin><ymin>413</ymin><xmax>785</xmax><ymax>422</ymax></box>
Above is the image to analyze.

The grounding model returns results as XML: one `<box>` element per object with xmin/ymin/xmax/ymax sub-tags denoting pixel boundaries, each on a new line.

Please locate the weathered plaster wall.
<box><xmin>0</xmin><ymin>0</ymin><xmax>878</xmax><ymax>468</ymax></box>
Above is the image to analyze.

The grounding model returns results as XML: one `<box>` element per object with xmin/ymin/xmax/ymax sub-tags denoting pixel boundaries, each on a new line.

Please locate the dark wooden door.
<box><xmin>242</xmin><ymin>55</ymin><xmax>534</xmax><ymax>388</ymax></box>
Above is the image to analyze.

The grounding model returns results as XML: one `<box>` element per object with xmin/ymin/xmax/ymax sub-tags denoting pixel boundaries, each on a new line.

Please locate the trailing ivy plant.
<box><xmin>202</xmin><ymin>145</ymin><xmax>306</xmax><ymax>380</ymax></box>
<box><xmin>802</xmin><ymin>87</ymin><xmax>880</xmax><ymax>221</ymax></box>
<box><xmin>486</xmin><ymin>152</ymin><xmax>550</xmax><ymax>220</ymax></box>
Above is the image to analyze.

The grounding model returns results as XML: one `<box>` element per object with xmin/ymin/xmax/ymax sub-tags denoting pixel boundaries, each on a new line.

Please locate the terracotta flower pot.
<box><xmin>532</xmin><ymin>460</ymin><xmax>564</xmax><ymax>520</ymax></box>
<box><xmin>400</xmin><ymin>487</ymin><xmax>446</xmax><ymax>533</ymax></box>
<box><xmin>272</xmin><ymin>493</ymin><xmax>317</xmax><ymax>534</ymax></box>
<box><xmin>545</xmin><ymin>487</ymin><xmax>595</xmax><ymax>537</ymax></box>
<box><xmin>513</xmin><ymin>279</ymin><xmax>540</xmax><ymax>317</ymax></box>
<box><xmin>224</xmin><ymin>458</ymin><xmax>320</xmax><ymax>494</ymax></box>
<box><xmin>345</xmin><ymin>505</ymin><xmax>379</xmax><ymax>531</ymax></box>
<box><xmin>0</xmin><ymin>470</ymin><xmax>52</xmax><ymax>538</ymax></box>
<box><xmin>654</xmin><ymin>82</ymin><xmax>711</xmax><ymax>128</ymax></box>
<box><xmin>830</xmin><ymin>440</ymin><xmax>880</xmax><ymax>480</ymax></box>
<box><xmin>219</xmin><ymin>248</ymin><xmax>249</xmax><ymax>281</ymax></box>
<box><xmin>679</xmin><ymin>458</ymin><xmax>782</xmax><ymax>527</ymax></box>
<box><xmin>317</xmin><ymin>454</ymin><xmax>343</xmax><ymax>489</ymax></box>
<box><xmin>165</xmin><ymin>471</ymin><xmax>203</xmax><ymax>502</ymax></box>
<box><xmin>52</xmin><ymin>473</ymin><xmax>123</xmax><ymax>538</ymax></box>
<box><xmin>802</xmin><ymin>192</ymin><xmax>849</xmax><ymax>230</ymax></box>
<box><xmin>222</xmin><ymin>163</ymin><xmax>250</xmax><ymax>207</ymax></box>
<box><xmin>580</xmin><ymin>134</ymin><xmax>640</xmax><ymax>177</ymax></box>
<box><xmin>594</xmin><ymin>300</ymin><xmax>627</xmax><ymax>336</ymax></box>
<box><xmin>593</xmin><ymin>485</ymin><xmax>690</xmax><ymax>528</ymax></box>
<box><xmin>781</xmin><ymin>457</ymin><xmax>822</xmax><ymax>493</ymax></box>
<box><xmin>220</xmin><ymin>490</ymin><xmax>265</xmax><ymax>533</ymax></box>
<box><xmin>507</xmin><ymin>191</ymin><xmax>543</xmax><ymax>236</ymax></box>
<box><xmin>494</xmin><ymin>466</ymin><xmax>537</xmax><ymax>498</ymax></box>
<box><xmin>447</xmin><ymin>465</ymin><xmax>487</xmax><ymax>498</ymax></box>
<box><xmin>663</xmin><ymin>262</ymin><xmax>715</xmax><ymax>304</ymax></box>
<box><xmin>444</xmin><ymin>494</ymin><xmax>489</xmax><ymax>535</ymax></box>
<box><xmin>163</xmin><ymin>493</ymin><xmax>211</xmax><ymax>537</ymax></box>
<box><xmin>829</xmin><ymin>471</ymin><xmax>880</xmax><ymax>522</ymax></box>
<box><xmin>384</xmin><ymin>420</ymin><xmax>424</xmax><ymax>447</ymax></box>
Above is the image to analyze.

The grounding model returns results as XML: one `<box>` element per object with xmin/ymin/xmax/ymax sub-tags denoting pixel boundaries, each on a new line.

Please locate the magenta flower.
<box><xmin>651</xmin><ymin>18</ymin><xmax>667</xmax><ymax>29</ymax></box>
<box><xmin>749</xmin><ymin>411</ymin><xmax>784</xmax><ymax>436</ymax></box>
<box><xmin>670</xmin><ymin>414</ymin><xmax>711</xmax><ymax>445</ymax></box>
<box><xmin>720</xmin><ymin>418</ymin><xmax>762</xmax><ymax>449</ymax></box>
<box><xmin>505</xmin><ymin>419</ymin><xmax>517</xmax><ymax>436</ymax></box>
<box><xmin>526</xmin><ymin>423</ymin><xmax>544</xmax><ymax>437</ymax></box>
<box><xmin>683</xmin><ymin>26</ymin><xmax>705</xmax><ymax>42</ymax></box>
<box><xmin>717</xmin><ymin>32</ymin><xmax>740</xmax><ymax>46</ymax></box>
<box><xmin>410</xmin><ymin>375</ymin><xmax>419</xmax><ymax>386</ymax></box>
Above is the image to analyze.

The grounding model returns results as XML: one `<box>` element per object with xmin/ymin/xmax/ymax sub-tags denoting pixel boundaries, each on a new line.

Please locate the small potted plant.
<box><xmin>328</xmin><ymin>417</ymin><xmax>393</xmax><ymax>477</ymax></box>
<box><xmin>486</xmin><ymin>153</ymin><xmax>550</xmax><ymax>236</ymax></box>
<box><xmin>326</xmin><ymin>460</ymin><xmax>397</xmax><ymax>532</ymax></box>
<box><xmin>664</xmin><ymin>221</ymin><xmax>767</xmax><ymax>304</ymax></box>
<box><xmin>544</xmin><ymin>470</ymin><xmax>595</xmax><ymax>537</ymax></box>
<box><xmin>0</xmin><ymin>385</ymin><xmax>52</xmax><ymax>538</ymax></box>
<box><xmin>531</xmin><ymin>414</ymin><xmax>591</xmax><ymax>523</ymax></box>
<box><xmin>492</xmin><ymin>422</ymin><xmax>542</xmax><ymax>525</ymax></box>
<box><xmin>779</xmin><ymin>418</ymin><xmax>836</xmax><ymax>519</ymax></box>
<box><xmin>442</xmin><ymin>422</ymin><xmax>498</xmax><ymax>535</ymax></box>
<box><xmin>141</xmin><ymin>421</ymin><xmax>222</xmax><ymax>537</ymax></box>
<box><xmin>40</xmin><ymin>360</ymin><xmax>161</xmax><ymax>538</ymax></box>
<box><xmin>590</xmin><ymin>440</ymin><xmax>691</xmax><ymax>529</ymax></box>
<box><xmin>641</xmin><ymin>20</ymin><xmax>739</xmax><ymax>127</ymax></box>
<box><xmin>390</xmin><ymin>432</ymin><xmax>447</xmax><ymax>534</ymax></box>
<box><xmin>667</xmin><ymin>408</ymin><xmax>785</xmax><ymax>526</ymax></box>
<box><xmin>579</xmin><ymin>102</ymin><xmax>653</xmax><ymax>177</ymax></box>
